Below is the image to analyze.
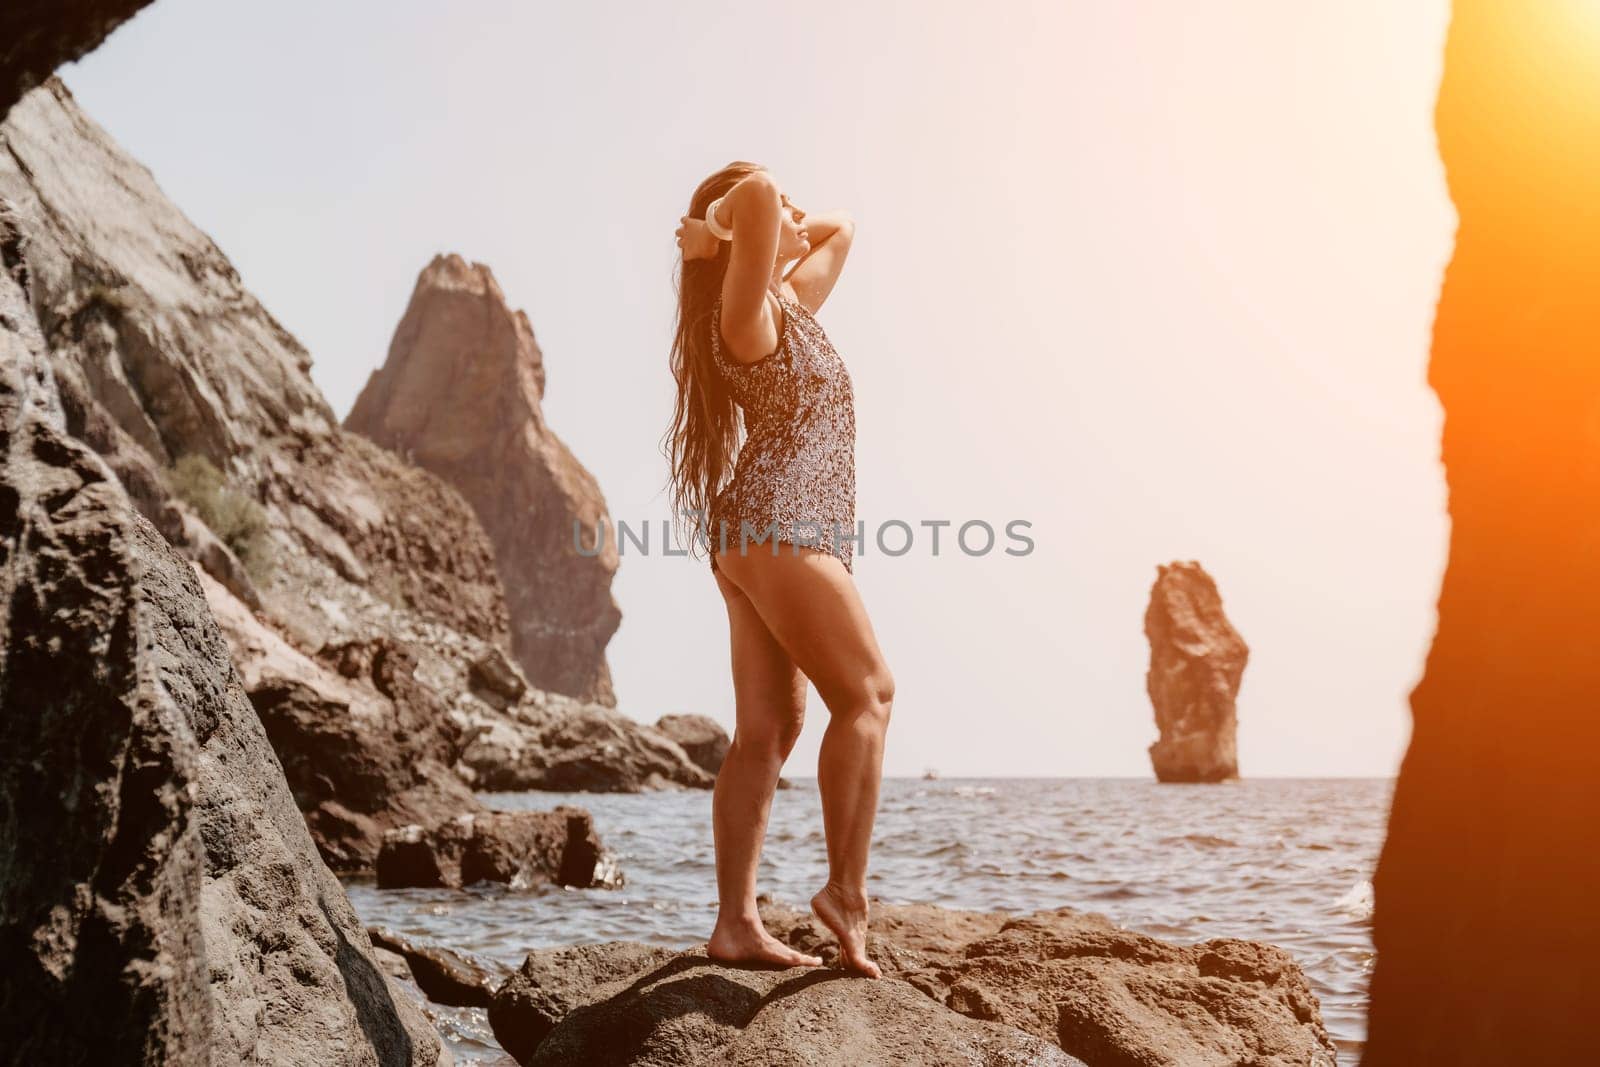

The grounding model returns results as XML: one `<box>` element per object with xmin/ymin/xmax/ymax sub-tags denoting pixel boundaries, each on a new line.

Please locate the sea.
<box><xmin>346</xmin><ymin>776</ymin><xmax>1391</xmax><ymax>1065</ymax></box>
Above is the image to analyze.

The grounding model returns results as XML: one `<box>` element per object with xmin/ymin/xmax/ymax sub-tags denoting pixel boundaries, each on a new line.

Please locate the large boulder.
<box><xmin>457</xmin><ymin>695</ymin><xmax>714</xmax><ymax>792</ymax></box>
<box><xmin>654</xmin><ymin>713</ymin><xmax>729</xmax><ymax>775</ymax></box>
<box><xmin>485</xmin><ymin>897</ymin><xmax>1333</xmax><ymax>1067</ymax></box>
<box><xmin>0</xmin><ymin>254</ymin><xmax>443</xmax><ymax>1062</ymax></box>
<box><xmin>1142</xmin><ymin>561</ymin><xmax>1247</xmax><ymax>782</ymax></box>
<box><xmin>1365</xmin><ymin>3</ymin><xmax>1600</xmax><ymax>1063</ymax></box>
<box><xmin>347</xmin><ymin>254</ymin><xmax>621</xmax><ymax>707</ymax></box>
<box><xmin>523</xmin><ymin>949</ymin><xmax>1084</xmax><ymax>1067</ymax></box>
<box><xmin>762</xmin><ymin>899</ymin><xmax>1334</xmax><ymax>1067</ymax></box>
<box><xmin>374</xmin><ymin>807</ymin><xmax>623</xmax><ymax>891</ymax></box>
<box><xmin>488</xmin><ymin>941</ymin><xmax>679</xmax><ymax>1063</ymax></box>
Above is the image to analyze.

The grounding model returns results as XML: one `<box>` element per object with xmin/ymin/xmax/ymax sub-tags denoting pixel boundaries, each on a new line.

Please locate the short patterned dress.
<box><xmin>706</xmin><ymin>284</ymin><xmax>857</xmax><ymax>574</ymax></box>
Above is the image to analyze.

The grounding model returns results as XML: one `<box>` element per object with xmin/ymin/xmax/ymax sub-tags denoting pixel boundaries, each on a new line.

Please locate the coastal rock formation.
<box><xmin>374</xmin><ymin>807</ymin><xmax>622</xmax><ymax>890</ymax></box>
<box><xmin>199</xmin><ymin>565</ymin><xmax>484</xmax><ymax>871</ymax></box>
<box><xmin>367</xmin><ymin>928</ymin><xmax>509</xmax><ymax>1009</ymax></box>
<box><xmin>485</xmin><ymin>898</ymin><xmax>1333</xmax><ymax>1067</ymax></box>
<box><xmin>457</xmin><ymin>694</ymin><xmax>714</xmax><ymax>792</ymax></box>
<box><xmin>1</xmin><ymin>1</ymin><xmax>153</xmax><ymax>117</ymax></box>
<box><xmin>489</xmin><ymin>942</ymin><xmax>679</xmax><ymax>1063</ymax></box>
<box><xmin>0</xmin><ymin>264</ymin><xmax>442</xmax><ymax>1062</ymax></box>
<box><xmin>1143</xmin><ymin>561</ymin><xmax>1248</xmax><ymax>782</ymax></box>
<box><xmin>655</xmin><ymin>712</ymin><xmax>730</xmax><ymax>775</ymax></box>
<box><xmin>524</xmin><ymin>950</ymin><xmax>1084</xmax><ymax>1067</ymax></box>
<box><xmin>0</xmin><ymin>80</ymin><xmax>711</xmax><ymax>854</ymax></box>
<box><xmin>1366</xmin><ymin>3</ymin><xmax>1600</xmax><ymax>1063</ymax></box>
<box><xmin>346</xmin><ymin>254</ymin><xmax>621</xmax><ymax>707</ymax></box>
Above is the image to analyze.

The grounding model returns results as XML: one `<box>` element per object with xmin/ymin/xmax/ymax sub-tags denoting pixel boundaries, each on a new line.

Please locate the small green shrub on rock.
<box><xmin>168</xmin><ymin>453</ymin><xmax>274</xmax><ymax>583</ymax></box>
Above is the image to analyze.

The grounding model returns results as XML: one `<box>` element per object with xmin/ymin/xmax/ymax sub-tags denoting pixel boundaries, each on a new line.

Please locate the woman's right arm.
<box><xmin>716</xmin><ymin>172</ymin><xmax>785</xmax><ymax>364</ymax></box>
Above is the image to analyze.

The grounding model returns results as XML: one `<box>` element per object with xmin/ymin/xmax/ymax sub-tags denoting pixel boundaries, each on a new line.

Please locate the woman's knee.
<box><xmin>733</xmin><ymin>714</ymin><xmax>805</xmax><ymax>761</ymax></box>
<box><xmin>826</xmin><ymin>667</ymin><xmax>894</xmax><ymax>728</ymax></box>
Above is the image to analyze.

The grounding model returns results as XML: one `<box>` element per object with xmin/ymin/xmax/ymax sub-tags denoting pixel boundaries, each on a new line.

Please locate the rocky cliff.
<box><xmin>0</xmin><ymin>232</ymin><xmax>443</xmax><ymax>1063</ymax></box>
<box><xmin>1365</xmin><ymin>2</ymin><xmax>1600</xmax><ymax>1062</ymax></box>
<box><xmin>1143</xmin><ymin>561</ymin><xmax>1247</xmax><ymax>782</ymax></box>
<box><xmin>0</xmin><ymin>80</ymin><xmax>711</xmax><ymax>869</ymax></box>
<box><xmin>346</xmin><ymin>254</ymin><xmax>620</xmax><ymax>707</ymax></box>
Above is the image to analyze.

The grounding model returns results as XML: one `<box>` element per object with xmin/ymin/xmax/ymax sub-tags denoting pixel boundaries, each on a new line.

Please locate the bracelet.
<box><xmin>704</xmin><ymin>196</ymin><xmax>734</xmax><ymax>241</ymax></box>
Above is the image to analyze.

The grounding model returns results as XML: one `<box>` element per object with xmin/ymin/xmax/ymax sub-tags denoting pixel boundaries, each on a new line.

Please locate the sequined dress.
<box><xmin>706</xmin><ymin>286</ymin><xmax>857</xmax><ymax>574</ymax></box>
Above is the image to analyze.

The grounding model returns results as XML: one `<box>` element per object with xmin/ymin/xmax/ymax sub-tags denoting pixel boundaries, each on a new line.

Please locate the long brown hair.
<box><xmin>661</xmin><ymin>160</ymin><xmax>769</xmax><ymax>564</ymax></box>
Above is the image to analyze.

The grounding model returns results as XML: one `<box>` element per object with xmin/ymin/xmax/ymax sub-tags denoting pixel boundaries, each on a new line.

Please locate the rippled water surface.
<box><xmin>347</xmin><ymin>776</ymin><xmax>1391</xmax><ymax>1064</ymax></box>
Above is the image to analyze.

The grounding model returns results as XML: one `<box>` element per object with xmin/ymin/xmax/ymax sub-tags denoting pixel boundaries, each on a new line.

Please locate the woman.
<box><xmin>664</xmin><ymin>161</ymin><xmax>894</xmax><ymax>978</ymax></box>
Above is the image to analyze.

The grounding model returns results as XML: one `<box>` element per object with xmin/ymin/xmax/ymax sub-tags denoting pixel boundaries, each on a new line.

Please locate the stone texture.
<box><xmin>375</xmin><ymin>808</ymin><xmax>623</xmax><ymax>891</ymax></box>
<box><xmin>525</xmin><ymin>949</ymin><xmax>1084</xmax><ymax>1067</ymax></box>
<box><xmin>1364</xmin><ymin>3</ymin><xmax>1600</xmax><ymax>1063</ymax></box>
<box><xmin>761</xmin><ymin>899</ymin><xmax>1334</xmax><ymax>1067</ymax></box>
<box><xmin>457</xmin><ymin>695</ymin><xmax>714</xmax><ymax>793</ymax></box>
<box><xmin>483</xmin><ymin>897</ymin><xmax>1331</xmax><ymax>1067</ymax></box>
<box><xmin>367</xmin><ymin>928</ymin><xmax>509</xmax><ymax>1009</ymax></box>
<box><xmin>655</xmin><ymin>713</ymin><xmax>729</xmax><ymax>775</ymax></box>
<box><xmin>0</xmin><ymin>1</ymin><xmax>154</xmax><ymax>119</ymax></box>
<box><xmin>1142</xmin><ymin>561</ymin><xmax>1247</xmax><ymax>782</ymax></box>
<box><xmin>347</xmin><ymin>254</ymin><xmax>620</xmax><ymax>707</ymax></box>
<box><xmin>489</xmin><ymin>941</ymin><xmax>679</xmax><ymax>1064</ymax></box>
<box><xmin>0</xmin><ymin>252</ymin><xmax>442</xmax><ymax>1062</ymax></box>
<box><xmin>198</xmin><ymin>564</ymin><xmax>485</xmax><ymax>871</ymax></box>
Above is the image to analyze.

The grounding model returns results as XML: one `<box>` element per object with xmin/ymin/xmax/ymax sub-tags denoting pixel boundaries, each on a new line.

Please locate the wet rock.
<box><xmin>1143</xmin><ymin>561</ymin><xmax>1248</xmax><ymax>782</ymax></box>
<box><xmin>368</xmin><ymin>927</ymin><xmax>510</xmax><ymax>1008</ymax></box>
<box><xmin>655</xmin><ymin>713</ymin><xmax>729</xmax><ymax>775</ymax></box>
<box><xmin>375</xmin><ymin>807</ymin><xmax>622</xmax><ymax>890</ymax></box>
<box><xmin>347</xmin><ymin>254</ymin><xmax>621</xmax><ymax>706</ymax></box>
<box><xmin>0</xmin><ymin>261</ymin><xmax>443</xmax><ymax>1062</ymax></box>
<box><xmin>488</xmin><ymin>941</ymin><xmax>678</xmax><ymax>1063</ymax></box>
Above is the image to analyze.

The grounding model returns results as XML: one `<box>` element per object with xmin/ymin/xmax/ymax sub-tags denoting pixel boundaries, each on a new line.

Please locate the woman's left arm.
<box><xmin>785</xmin><ymin>211</ymin><xmax>855</xmax><ymax>314</ymax></box>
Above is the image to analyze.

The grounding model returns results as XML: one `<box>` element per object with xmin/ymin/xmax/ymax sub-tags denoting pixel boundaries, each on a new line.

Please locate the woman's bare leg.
<box><xmin>713</xmin><ymin>543</ymin><xmax>894</xmax><ymax>977</ymax></box>
<box><xmin>706</xmin><ymin>566</ymin><xmax>822</xmax><ymax>968</ymax></box>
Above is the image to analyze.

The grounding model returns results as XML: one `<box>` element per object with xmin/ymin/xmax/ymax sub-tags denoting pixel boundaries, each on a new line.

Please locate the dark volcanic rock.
<box><xmin>347</xmin><ymin>254</ymin><xmax>621</xmax><ymax>707</ymax></box>
<box><xmin>0</xmin><ymin>259</ymin><xmax>442</xmax><ymax>1061</ymax></box>
<box><xmin>368</xmin><ymin>927</ymin><xmax>509</xmax><ymax>1009</ymax></box>
<box><xmin>1365</xmin><ymin>3</ymin><xmax>1600</xmax><ymax>1064</ymax></box>
<box><xmin>489</xmin><ymin>941</ymin><xmax>679</xmax><ymax>1064</ymax></box>
<box><xmin>654</xmin><ymin>712</ymin><xmax>729</xmax><ymax>775</ymax></box>
<box><xmin>1</xmin><ymin>1</ymin><xmax>153</xmax><ymax>118</ymax></box>
<box><xmin>375</xmin><ymin>807</ymin><xmax>622</xmax><ymax>891</ymax></box>
<box><xmin>1142</xmin><ymin>561</ymin><xmax>1248</xmax><ymax>782</ymax></box>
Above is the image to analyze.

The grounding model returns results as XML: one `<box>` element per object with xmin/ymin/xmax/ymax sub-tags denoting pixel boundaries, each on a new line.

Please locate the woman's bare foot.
<box><xmin>810</xmin><ymin>881</ymin><xmax>880</xmax><ymax>978</ymax></box>
<box><xmin>707</xmin><ymin>916</ymin><xmax>823</xmax><ymax>968</ymax></box>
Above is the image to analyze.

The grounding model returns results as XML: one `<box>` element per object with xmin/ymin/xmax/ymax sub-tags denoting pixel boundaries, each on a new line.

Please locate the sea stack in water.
<box><xmin>346</xmin><ymin>255</ymin><xmax>621</xmax><ymax>707</ymax></box>
<box><xmin>1143</xmin><ymin>561</ymin><xmax>1247</xmax><ymax>782</ymax></box>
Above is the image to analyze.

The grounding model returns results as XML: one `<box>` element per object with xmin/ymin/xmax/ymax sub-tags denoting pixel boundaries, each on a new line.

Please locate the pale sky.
<box><xmin>63</xmin><ymin>0</ymin><xmax>1453</xmax><ymax>776</ymax></box>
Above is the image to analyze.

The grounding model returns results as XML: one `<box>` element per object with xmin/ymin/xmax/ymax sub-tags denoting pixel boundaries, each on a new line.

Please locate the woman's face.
<box><xmin>774</xmin><ymin>185</ymin><xmax>810</xmax><ymax>263</ymax></box>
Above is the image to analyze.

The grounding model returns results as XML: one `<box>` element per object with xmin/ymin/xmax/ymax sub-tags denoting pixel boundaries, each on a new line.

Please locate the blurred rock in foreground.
<box><xmin>1366</xmin><ymin>2</ymin><xmax>1600</xmax><ymax>1062</ymax></box>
